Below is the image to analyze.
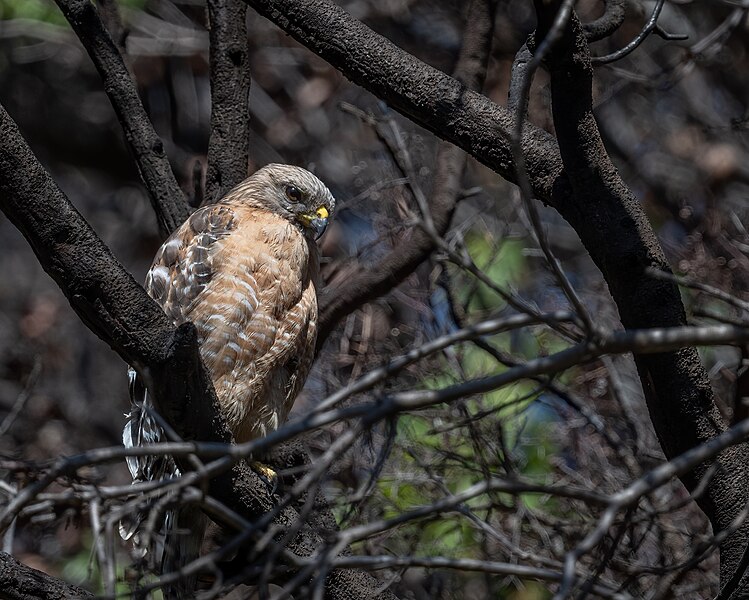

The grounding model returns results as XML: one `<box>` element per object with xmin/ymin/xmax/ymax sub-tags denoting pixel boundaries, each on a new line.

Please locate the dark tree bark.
<box><xmin>205</xmin><ymin>0</ymin><xmax>252</xmax><ymax>203</ymax></box>
<box><xmin>241</xmin><ymin>0</ymin><xmax>562</xmax><ymax>198</ymax></box>
<box><xmin>531</xmin><ymin>2</ymin><xmax>749</xmax><ymax>592</ymax></box>
<box><xmin>1</xmin><ymin>0</ymin><xmax>745</xmax><ymax>595</ymax></box>
<box><xmin>0</xmin><ymin>551</ymin><xmax>95</xmax><ymax>600</ymax></box>
<box><xmin>318</xmin><ymin>0</ymin><xmax>498</xmax><ymax>343</ymax></box>
<box><xmin>54</xmin><ymin>0</ymin><xmax>190</xmax><ymax>238</ymax></box>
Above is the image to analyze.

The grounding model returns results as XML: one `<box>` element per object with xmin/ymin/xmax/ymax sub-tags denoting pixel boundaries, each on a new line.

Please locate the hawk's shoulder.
<box><xmin>145</xmin><ymin>203</ymin><xmax>237</xmax><ymax>323</ymax></box>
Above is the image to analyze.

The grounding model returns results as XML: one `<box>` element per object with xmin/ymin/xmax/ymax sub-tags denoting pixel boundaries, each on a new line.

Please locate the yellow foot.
<box><xmin>250</xmin><ymin>460</ymin><xmax>279</xmax><ymax>492</ymax></box>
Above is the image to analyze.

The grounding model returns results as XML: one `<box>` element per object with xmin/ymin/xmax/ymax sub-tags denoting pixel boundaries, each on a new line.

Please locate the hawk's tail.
<box><xmin>120</xmin><ymin>368</ymin><xmax>180</xmax><ymax>554</ymax></box>
<box><xmin>122</xmin><ymin>368</ymin><xmax>207</xmax><ymax>597</ymax></box>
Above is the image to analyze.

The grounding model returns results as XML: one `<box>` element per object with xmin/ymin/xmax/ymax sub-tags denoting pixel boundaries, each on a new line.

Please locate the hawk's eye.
<box><xmin>285</xmin><ymin>185</ymin><xmax>303</xmax><ymax>203</ymax></box>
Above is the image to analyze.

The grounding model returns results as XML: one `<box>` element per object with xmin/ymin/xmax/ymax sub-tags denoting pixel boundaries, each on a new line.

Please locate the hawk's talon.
<box><xmin>250</xmin><ymin>460</ymin><xmax>279</xmax><ymax>493</ymax></box>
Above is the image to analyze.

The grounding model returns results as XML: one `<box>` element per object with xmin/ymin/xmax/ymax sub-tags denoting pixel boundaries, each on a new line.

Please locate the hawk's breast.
<box><xmin>145</xmin><ymin>203</ymin><xmax>320</xmax><ymax>442</ymax></box>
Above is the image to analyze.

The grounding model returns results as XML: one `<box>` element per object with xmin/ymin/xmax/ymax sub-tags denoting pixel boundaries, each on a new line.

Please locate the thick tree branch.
<box><xmin>317</xmin><ymin>0</ymin><xmax>498</xmax><ymax>343</ymax></box>
<box><xmin>0</xmin><ymin>98</ymin><xmax>229</xmax><ymax>506</ymax></box>
<box><xmin>0</xmin><ymin>104</ymin><xmax>395</xmax><ymax>599</ymax></box>
<box><xmin>0</xmin><ymin>551</ymin><xmax>95</xmax><ymax>600</ymax></box>
<box><xmin>0</xmin><ymin>105</ymin><xmax>177</xmax><ymax>373</ymax></box>
<box><xmin>236</xmin><ymin>0</ymin><xmax>732</xmax><ymax>463</ymax></box>
<box><xmin>54</xmin><ymin>0</ymin><xmax>190</xmax><ymax>238</ymax></box>
<box><xmin>205</xmin><ymin>0</ymin><xmax>252</xmax><ymax>203</ymax></box>
<box><xmin>532</xmin><ymin>0</ymin><xmax>749</xmax><ymax>591</ymax></box>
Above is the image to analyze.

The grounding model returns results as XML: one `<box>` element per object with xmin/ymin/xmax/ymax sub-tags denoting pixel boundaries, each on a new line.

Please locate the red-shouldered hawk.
<box><xmin>120</xmin><ymin>164</ymin><xmax>334</xmax><ymax>590</ymax></box>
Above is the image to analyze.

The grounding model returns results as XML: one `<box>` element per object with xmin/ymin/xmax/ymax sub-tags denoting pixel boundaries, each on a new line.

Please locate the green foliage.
<box><xmin>58</xmin><ymin>532</ymin><xmax>137</xmax><ymax>597</ymax></box>
<box><xmin>366</xmin><ymin>225</ymin><xmax>567</xmax><ymax>593</ymax></box>
<box><xmin>503</xmin><ymin>581</ymin><xmax>552</xmax><ymax>599</ymax></box>
<box><xmin>458</xmin><ymin>232</ymin><xmax>528</xmax><ymax>313</ymax></box>
<box><xmin>60</xmin><ymin>545</ymin><xmax>94</xmax><ymax>589</ymax></box>
<box><xmin>0</xmin><ymin>0</ymin><xmax>66</xmax><ymax>25</ymax></box>
<box><xmin>371</xmin><ymin>228</ymin><xmax>562</xmax><ymax>564</ymax></box>
<box><xmin>0</xmin><ymin>0</ymin><xmax>146</xmax><ymax>24</ymax></box>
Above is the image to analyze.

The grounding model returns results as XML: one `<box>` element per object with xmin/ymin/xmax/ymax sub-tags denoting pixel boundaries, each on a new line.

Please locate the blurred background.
<box><xmin>0</xmin><ymin>0</ymin><xmax>748</xmax><ymax>597</ymax></box>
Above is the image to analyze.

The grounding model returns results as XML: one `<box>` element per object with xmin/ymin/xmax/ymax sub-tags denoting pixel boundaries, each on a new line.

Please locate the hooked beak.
<box><xmin>310</xmin><ymin>217</ymin><xmax>328</xmax><ymax>240</ymax></box>
<box><xmin>300</xmin><ymin>206</ymin><xmax>329</xmax><ymax>240</ymax></box>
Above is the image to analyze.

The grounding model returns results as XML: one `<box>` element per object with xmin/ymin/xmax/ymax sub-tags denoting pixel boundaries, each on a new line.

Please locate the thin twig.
<box><xmin>556</xmin><ymin>416</ymin><xmax>749</xmax><ymax>598</ymax></box>
<box><xmin>592</xmin><ymin>0</ymin><xmax>669</xmax><ymax>65</ymax></box>
<box><xmin>511</xmin><ymin>0</ymin><xmax>596</xmax><ymax>337</ymax></box>
<box><xmin>0</xmin><ymin>357</ymin><xmax>41</xmax><ymax>437</ymax></box>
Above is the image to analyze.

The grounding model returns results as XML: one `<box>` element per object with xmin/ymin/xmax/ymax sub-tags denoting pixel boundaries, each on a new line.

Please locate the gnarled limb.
<box><xmin>242</xmin><ymin>0</ymin><xmax>564</xmax><ymax>201</ymax></box>
<box><xmin>532</xmin><ymin>0</ymin><xmax>749</xmax><ymax>592</ymax></box>
<box><xmin>240</xmin><ymin>0</ymin><xmax>749</xmax><ymax>589</ymax></box>
<box><xmin>0</xmin><ymin>551</ymin><xmax>95</xmax><ymax>600</ymax></box>
<box><xmin>582</xmin><ymin>0</ymin><xmax>626</xmax><ymax>42</ymax></box>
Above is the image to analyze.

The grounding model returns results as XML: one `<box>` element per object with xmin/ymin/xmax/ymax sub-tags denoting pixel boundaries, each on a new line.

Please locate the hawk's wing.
<box><xmin>120</xmin><ymin>204</ymin><xmax>239</xmax><ymax>541</ymax></box>
<box><xmin>145</xmin><ymin>204</ymin><xmax>237</xmax><ymax>324</ymax></box>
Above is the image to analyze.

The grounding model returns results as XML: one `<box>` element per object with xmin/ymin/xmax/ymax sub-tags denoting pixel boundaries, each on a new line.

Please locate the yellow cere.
<box><xmin>316</xmin><ymin>206</ymin><xmax>329</xmax><ymax>219</ymax></box>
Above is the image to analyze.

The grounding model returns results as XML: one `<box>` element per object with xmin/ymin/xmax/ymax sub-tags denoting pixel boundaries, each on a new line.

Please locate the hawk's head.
<box><xmin>229</xmin><ymin>163</ymin><xmax>335</xmax><ymax>240</ymax></box>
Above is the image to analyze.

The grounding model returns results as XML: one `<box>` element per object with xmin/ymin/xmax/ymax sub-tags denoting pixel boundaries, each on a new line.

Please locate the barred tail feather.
<box><xmin>120</xmin><ymin>368</ymin><xmax>180</xmax><ymax>555</ymax></box>
<box><xmin>122</xmin><ymin>367</ymin><xmax>205</xmax><ymax>597</ymax></box>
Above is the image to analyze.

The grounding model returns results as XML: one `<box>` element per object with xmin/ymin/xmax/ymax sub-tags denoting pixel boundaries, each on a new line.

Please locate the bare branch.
<box><xmin>95</xmin><ymin>0</ymin><xmax>127</xmax><ymax>53</ymax></box>
<box><xmin>531</xmin><ymin>1</ymin><xmax>749</xmax><ymax>589</ymax></box>
<box><xmin>205</xmin><ymin>0</ymin><xmax>252</xmax><ymax>203</ymax></box>
<box><xmin>330</xmin><ymin>556</ymin><xmax>630</xmax><ymax>599</ymax></box>
<box><xmin>592</xmin><ymin>0</ymin><xmax>669</xmax><ymax>64</ymax></box>
<box><xmin>507</xmin><ymin>43</ymin><xmax>533</xmax><ymax>115</ymax></box>
<box><xmin>0</xmin><ymin>102</ymin><xmax>177</xmax><ymax>372</ymax></box>
<box><xmin>0</xmin><ymin>102</ymin><xmax>395</xmax><ymax>599</ymax></box>
<box><xmin>53</xmin><ymin>0</ymin><xmax>190</xmax><ymax>237</ymax></box>
<box><xmin>647</xmin><ymin>267</ymin><xmax>749</xmax><ymax>314</ymax></box>
<box><xmin>557</xmin><ymin>416</ymin><xmax>749</xmax><ymax>598</ymax></box>
<box><xmin>0</xmin><ymin>551</ymin><xmax>95</xmax><ymax>600</ymax></box>
<box><xmin>241</xmin><ymin>0</ymin><xmax>563</xmax><ymax>200</ymax></box>
<box><xmin>511</xmin><ymin>0</ymin><xmax>596</xmax><ymax>335</ymax></box>
<box><xmin>582</xmin><ymin>0</ymin><xmax>626</xmax><ymax>42</ymax></box>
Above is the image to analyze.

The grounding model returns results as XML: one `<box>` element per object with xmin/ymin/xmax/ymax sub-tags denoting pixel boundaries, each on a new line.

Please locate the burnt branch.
<box><xmin>239</xmin><ymin>0</ymin><xmax>749</xmax><ymax>588</ymax></box>
<box><xmin>241</xmin><ymin>0</ymin><xmax>563</xmax><ymax>200</ymax></box>
<box><xmin>205</xmin><ymin>0</ymin><xmax>252</xmax><ymax>203</ymax></box>
<box><xmin>592</xmin><ymin>0</ymin><xmax>674</xmax><ymax>64</ymax></box>
<box><xmin>507</xmin><ymin>43</ymin><xmax>533</xmax><ymax>115</ymax></box>
<box><xmin>317</xmin><ymin>0</ymin><xmax>498</xmax><ymax>344</ymax></box>
<box><xmin>53</xmin><ymin>0</ymin><xmax>190</xmax><ymax>238</ymax></box>
<box><xmin>582</xmin><ymin>0</ymin><xmax>626</xmax><ymax>42</ymax></box>
<box><xmin>0</xmin><ymin>104</ymin><xmax>178</xmax><ymax>374</ymax></box>
<box><xmin>0</xmin><ymin>551</ymin><xmax>95</xmax><ymax>600</ymax></box>
<box><xmin>238</xmin><ymin>0</ymin><xmax>734</xmax><ymax>474</ymax></box>
<box><xmin>0</xmin><ymin>99</ymin><xmax>228</xmax><ymax>513</ymax></box>
<box><xmin>94</xmin><ymin>0</ymin><xmax>127</xmax><ymax>53</ymax></box>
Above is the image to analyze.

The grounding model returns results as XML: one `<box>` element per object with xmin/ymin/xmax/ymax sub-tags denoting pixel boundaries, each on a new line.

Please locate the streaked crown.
<box><xmin>223</xmin><ymin>163</ymin><xmax>335</xmax><ymax>239</ymax></box>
